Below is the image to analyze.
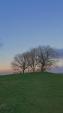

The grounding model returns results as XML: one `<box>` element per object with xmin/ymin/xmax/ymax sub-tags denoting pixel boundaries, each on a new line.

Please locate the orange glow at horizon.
<box><xmin>0</xmin><ymin>64</ymin><xmax>13</xmax><ymax>73</ymax></box>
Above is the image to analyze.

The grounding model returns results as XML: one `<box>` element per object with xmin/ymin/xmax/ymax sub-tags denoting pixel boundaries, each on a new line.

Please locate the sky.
<box><xmin>0</xmin><ymin>0</ymin><xmax>63</xmax><ymax>73</ymax></box>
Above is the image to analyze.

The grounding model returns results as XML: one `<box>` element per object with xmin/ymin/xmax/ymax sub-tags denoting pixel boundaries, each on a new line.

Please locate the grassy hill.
<box><xmin>0</xmin><ymin>72</ymin><xmax>63</xmax><ymax>113</ymax></box>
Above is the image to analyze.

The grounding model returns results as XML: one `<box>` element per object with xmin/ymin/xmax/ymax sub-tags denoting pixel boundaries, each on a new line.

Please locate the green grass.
<box><xmin>0</xmin><ymin>72</ymin><xmax>63</xmax><ymax>113</ymax></box>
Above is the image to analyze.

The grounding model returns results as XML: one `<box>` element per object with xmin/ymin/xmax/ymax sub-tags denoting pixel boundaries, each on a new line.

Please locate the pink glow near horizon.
<box><xmin>0</xmin><ymin>65</ymin><xmax>13</xmax><ymax>73</ymax></box>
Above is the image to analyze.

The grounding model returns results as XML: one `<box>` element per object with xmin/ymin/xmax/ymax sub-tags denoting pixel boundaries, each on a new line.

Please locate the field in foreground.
<box><xmin>0</xmin><ymin>72</ymin><xmax>63</xmax><ymax>113</ymax></box>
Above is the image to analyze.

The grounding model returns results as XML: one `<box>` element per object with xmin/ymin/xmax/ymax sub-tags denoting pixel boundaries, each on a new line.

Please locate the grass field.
<box><xmin>0</xmin><ymin>72</ymin><xmax>63</xmax><ymax>113</ymax></box>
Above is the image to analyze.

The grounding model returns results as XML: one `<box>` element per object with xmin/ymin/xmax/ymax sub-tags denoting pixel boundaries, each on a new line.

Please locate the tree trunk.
<box><xmin>41</xmin><ymin>65</ymin><xmax>43</xmax><ymax>72</ymax></box>
<box><xmin>32</xmin><ymin>63</ymin><xmax>35</xmax><ymax>72</ymax></box>
<box><xmin>41</xmin><ymin>64</ymin><xmax>45</xmax><ymax>72</ymax></box>
<box><xmin>33</xmin><ymin>67</ymin><xmax>35</xmax><ymax>72</ymax></box>
<box><xmin>23</xmin><ymin>69</ymin><xmax>24</xmax><ymax>74</ymax></box>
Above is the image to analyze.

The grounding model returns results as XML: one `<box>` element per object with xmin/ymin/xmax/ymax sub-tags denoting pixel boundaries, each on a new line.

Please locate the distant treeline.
<box><xmin>11</xmin><ymin>46</ymin><xmax>56</xmax><ymax>74</ymax></box>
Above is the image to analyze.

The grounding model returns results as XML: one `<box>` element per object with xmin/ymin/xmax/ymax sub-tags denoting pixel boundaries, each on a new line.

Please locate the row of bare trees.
<box><xmin>11</xmin><ymin>46</ymin><xmax>56</xmax><ymax>74</ymax></box>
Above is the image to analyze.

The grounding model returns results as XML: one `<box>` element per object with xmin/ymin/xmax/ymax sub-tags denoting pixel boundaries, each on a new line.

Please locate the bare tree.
<box><xmin>37</xmin><ymin>46</ymin><xmax>55</xmax><ymax>72</ymax></box>
<box><xmin>29</xmin><ymin>48</ymin><xmax>37</xmax><ymax>72</ymax></box>
<box><xmin>11</xmin><ymin>53</ymin><xmax>28</xmax><ymax>74</ymax></box>
<box><xmin>23</xmin><ymin>51</ymin><xmax>32</xmax><ymax>72</ymax></box>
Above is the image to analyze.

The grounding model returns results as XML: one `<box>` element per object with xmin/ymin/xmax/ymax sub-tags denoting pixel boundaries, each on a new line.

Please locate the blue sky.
<box><xmin>0</xmin><ymin>0</ymin><xmax>63</xmax><ymax>72</ymax></box>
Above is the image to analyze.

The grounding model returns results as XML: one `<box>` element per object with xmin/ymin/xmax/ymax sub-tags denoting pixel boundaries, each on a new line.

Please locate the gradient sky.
<box><xmin>0</xmin><ymin>0</ymin><xmax>63</xmax><ymax>72</ymax></box>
